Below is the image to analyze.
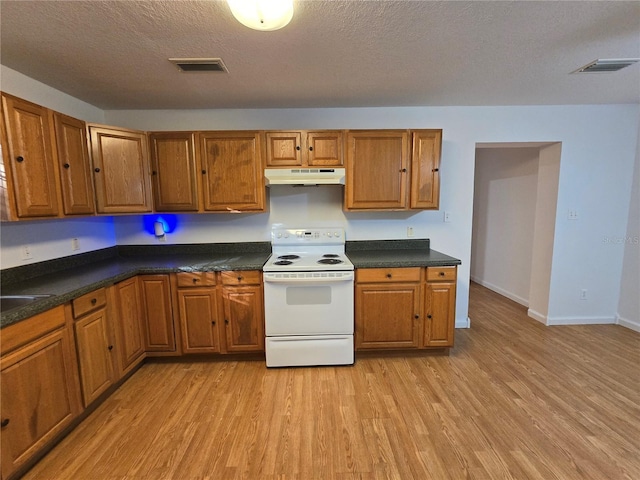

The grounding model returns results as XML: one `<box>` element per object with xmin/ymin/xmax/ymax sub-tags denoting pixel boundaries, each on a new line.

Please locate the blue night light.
<box><xmin>143</xmin><ymin>214</ymin><xmax>178</xmax><ymax>236</ymax></box>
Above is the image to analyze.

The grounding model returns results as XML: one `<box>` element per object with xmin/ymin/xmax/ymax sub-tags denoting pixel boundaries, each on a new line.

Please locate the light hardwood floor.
<box><xmin>23</xmin><ymin>283</ymin><xmax>640</xmax><ymax>479</ymax></box>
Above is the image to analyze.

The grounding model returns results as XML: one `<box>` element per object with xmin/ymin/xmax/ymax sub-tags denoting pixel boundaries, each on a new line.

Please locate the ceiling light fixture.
<box><xmin>227</xmin><ymin>0</ymin><xmax>294</xmax><ymax>31</ymax></box>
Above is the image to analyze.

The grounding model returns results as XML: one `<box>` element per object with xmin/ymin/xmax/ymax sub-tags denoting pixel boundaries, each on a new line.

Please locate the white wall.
<box><xmin>471</xmin><ymin>147</ymin><xmax>540</xmax><ymax>306</ymax></box>
<box><xmin>0</xmin><ymin>66</ymin><xmax>116</xmax><ymax>268</ymax></box>
<box><xmin>106</xmin><ymin>104</ymin><xmax>640</xmax><ymax>328</ymax></box>
<box><xmin>617</xmin><ymin>122</ymin><xmax>640</xmax><ymax>332</ymax></box>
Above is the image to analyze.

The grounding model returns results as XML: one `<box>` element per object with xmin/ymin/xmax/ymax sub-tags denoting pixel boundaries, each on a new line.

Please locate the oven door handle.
<box><xmin>263</xmin><ymin>272</ymin><xmax>354</xmax><ymax>283</ymax></box>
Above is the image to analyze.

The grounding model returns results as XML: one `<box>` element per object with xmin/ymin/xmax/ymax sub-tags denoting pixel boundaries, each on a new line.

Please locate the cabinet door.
<box><xmin>111</xmin><ymin>278</ymin><xmax>145</xmax><ymax>375</ymax></box>
<box><xmin>222</xmin><ymin>285</ymin><xmax>264</xmax><ymax>353</ymax></box>
<box><xmin>424</xmin><ymin>281</ymin><xmax>456</xmax><ymax>347</ymax></box>
<box><xmin>1</xmin><ymin>328</ymin><xmax>81</xmax><ymax>479</ymax></box>
<box><xmin>410</xmin><ymin>130</ymin><xmax>441</xmax><ymax>209</ymax></box>
<box><xmin>149</xmin><ymin>132</ymin><xmax>199</xmax><ymax>212</ymax></box>
<box><xmin>53</xmin><ymin>113</ymin><xmax>95</xmax><ymax>215</ymax></box>
<box><xmin>139</xmin><ymin>275</ymin><xmax>176</xmax><ymax>352</ymax></box>
<box><xmin>74</xmin><ymin>308</ymin><xmax>115</xmax><ymax>407</ymax></box>
<box><xmin>355</xmin><ymin>282</ymin><xmax>421</xmax><ymax>350</ymax></box>
<box><xmin>90</xmin><ymin>126</ymin><xmax>152</xmax><ymax>213</ymax></box>
<box><xmin>1</xmin><ymin>94</ymin><xmax>60</xmax><ymax>218</ymax></box>
<box><xmin>199</xmin><ymin>131</ymin><xmax>265</xmax><ymax>212</ymax></box>
<box><xmin>307</xmin><ymin>131</ymin><xmax>343</xmax><ymax>166</ymax></box>
<box><xmin>178</xmin><ymin>288</ymin><xmax>220</xmax><ymax>353</ymax></box>
<box><xmin>345</xmin><ymin>131</ymin><xmax>408</xmax><ymax>210</ymax></box>
<box><xmin>266</xmin><ymin>132</ymin><xmax>302</xmax><ymax>167</ymax></box>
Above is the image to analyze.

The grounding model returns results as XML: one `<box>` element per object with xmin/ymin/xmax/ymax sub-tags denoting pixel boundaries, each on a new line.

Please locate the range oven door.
<box><xmin>263</xmin><ymin>271</ymin><xmax>354</xmax><ymax>336</ymax></box>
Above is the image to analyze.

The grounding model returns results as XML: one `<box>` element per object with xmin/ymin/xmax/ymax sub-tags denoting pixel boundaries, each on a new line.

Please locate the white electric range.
<box><xmin>263</xmin><ymin>227</ymin><xmax>354</xmax><ymax>367</ymax></box>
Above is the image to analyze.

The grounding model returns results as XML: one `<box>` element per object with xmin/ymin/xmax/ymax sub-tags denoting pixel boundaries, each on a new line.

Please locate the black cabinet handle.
<box><xmin>94</xmin><ymin>167</ymin><xmax>101</xmax><ymax>173</ymax></box>
<box><xmin>201</xmin><ymin>169</ymin><xmax>206</xmax><ymax>174</ymax></box>
<box><xmin>427</xmin><ymin>314</ymin><xmax>432</xmax><ymax>319</ymax></box>
<box><xmin>16</xmin><ymin>156</ymin><xmax>24</xmax><ymax>163</ymax></box>
<box><xmin>386</xmin><ymin>273</ymin><xmax>392</xmax><ymax>278</ymax></box>
<box><xmin>309</xmin><ymin>146</ymin><xmax>314</xmax><ymax>151</ymax></box>
<box><xmin>91</xmin><ymin>298</ymin><xmax>97</xmax><ymax>305</ymax></box>
<box><xmin>193</xmin><ymin>278</ymin><xmax>198</xmax><ymax>283</ymax></box>
<box><xmin>225</xmin><ymin>319</ymin><xmax>229</xmax><ymax>325</ymax></box>
<box><xmin>63</xmin><ymin>163</ymin><xmax>70</xmax><ymax>169</ymax></box>
<box><xmin>152</xmin><ymin>170</ymin><xmax>157</xmax><ymax>175</ymax></box>
<box><xmin>433</xmin><ymin>168</ymin><xmax>439</xmax><ymax>172</ymax></box>
<box><xmin>108</xmin><ymin>345</ymin><xmax>113</xmax><ymax>351</ymax></box>
<box><xmin>439</xmin><ymin>272</ymin><xmax>445</xmax><ymax>276</ymax></box>
<box><xmin>414</xmin><ymin>315</ymin><xmax>419</xmax><ymax>319</ymax></box>
<box><xmin>237</xmin><ymin>276</ymin><xmax>243</xmax><ymax>281</ymax></box>
<box><xmin>1</xmin><ymin>418</ymin><xmax>9</xmax><ymax>428</ymax></box>
<box><xmin>296</xmin><ymin>145</ymin><xmax>300</xmax><ymax>151</ymax></box>
<box><xmin>400</xmin><ymin>168</ymin><xmax>407</xmax><ymax>173</ymax></box>
<box><xmin>211</xmin><ymin>320</ymin><xmax>216</xmax><ymax>325</ymax></box>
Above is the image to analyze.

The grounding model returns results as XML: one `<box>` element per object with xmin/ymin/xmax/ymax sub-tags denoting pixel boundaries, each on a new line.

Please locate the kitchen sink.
<box><xmin>0</xmin><ymin>295</ymin><xmax>53</xmax><ymax>313</ymax></box>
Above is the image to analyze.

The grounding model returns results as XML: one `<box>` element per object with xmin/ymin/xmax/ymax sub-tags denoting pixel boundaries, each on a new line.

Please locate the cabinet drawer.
<box><xmin>176</xmin><ymin>272</ymin><xmax>216</xmax><ymax>287</ymax></box>
<box><xmin>221</xmin><ymin>270</ymin><xmax>261</xmax><ymax>286</ymax></box>
<box><xmin>72</xmin><ymin>288</ymin><xmax>107</xmax><ymax>318</ymax></box>
<box><xmin>1</xmin><ymin>306</ymin><xmax>66</xmax><ymax>356</ymax></box>
<box><xmin>356</xmin><ymin>267</ymin><xmax>421</xmax><ymax>283</ymax></box>
<box><xmin>426</xmin><ymin>266</ymin><xmax>457</xmax><ymax>282</ymax></box>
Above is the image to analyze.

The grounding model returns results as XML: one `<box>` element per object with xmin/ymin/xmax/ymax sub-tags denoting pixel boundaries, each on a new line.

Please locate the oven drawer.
<box><xmin>266</xmin><ymin>335</ymin><xmax>354</xmax><ymax>367</ymax></box>
<box><xmin>356</xmin><ymin>267</ymin><xmax>421</xmax><ymax>283</ymax></box>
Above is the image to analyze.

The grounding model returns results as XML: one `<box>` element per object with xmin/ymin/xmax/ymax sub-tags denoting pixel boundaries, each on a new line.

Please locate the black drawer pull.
<box><xmin>211</xmin><ymin>320</ymin><xmax>216</xmax><ymax>325</ymax></box>
<box><xmin>63</xmin><ymin>163</ymin><xmax>70</xmax><ymax>169</ymax></box>
<box><xmin>16</xmin><ymin>156</ymin><xmax>24</xmax><ymax>163</ymax></box>
<box><xmin>414</xmin><ymin>315</ymin><xmax>419</xmax><ymax>319</ymax></box>
<box><xmin>439</xmin><ymin>272</ymin><xmax>446</xmax><ymax>276</ymax></box>
<box><xmin>1</xmin><ymin>418</ymin><xmax>9</xmax><ymax>428</ymax></box>
<box><xmin>427</xmin><ymin>314</ymin><xmax>432</xmax><ymax>319</ymax></box>
<box><xmin>108</xmin><ymin>345</ymin><xmax>113</xmax><ymax>351</ymax></box>
<box><xmin>386</xmin><ymin>273</ymin><xmax>392</xmax><ymax>279</ymax></box>
<box><xmin>237</xmin><ymin>276</ymin><xmax>243</xmax><ymax>281</ymax></box>
<box><xmin>94</xmin><ymin>167</ymin><xmax>101</xmax><ymax>173</ymax></box>
<box><xmin>309</xmin><ymin>146</ymin><xmax>314</xmax><ymax>151</ymax></box>
<box><xmin>193</xmin><ymin>278</ymin><xmax>198</xmax><ymax>283</ymax></box>
<box><xmin>296</xmin><ymin>145</ymin><xmax>300</xmax><ymax>151</ymax></box>
<box><xmin>225</xmin><ymin>319</ymin><xmax>229</xmax><ymax>325</ymax></box>
<box><xmin>91</xmin><ymin>298</ymin><xmax>97</xmax><ymax>305</ymax></box>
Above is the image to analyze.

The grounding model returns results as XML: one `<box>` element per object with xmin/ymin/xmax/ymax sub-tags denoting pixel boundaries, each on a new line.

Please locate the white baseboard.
<box><xmin>546</xmin><ymin>315</ymin><xmax>616</xmax><ymax>326</ymax></box>
<box><xmin>470</xmin><ymin>276</ymin><xmax>529</xmax><ymax>307</ymax></box>
<box><xmin>616</xmin><ymin>315</ymin><xmax>640</xmax><ymax>333</ymax></box>
<box><xmin>455</xmin><ymin>317</ymin><xmax>471</xmax><ymax>329</ymax></box>
<box><xmin>527</xmin><ymin>309</ymin><xmax>547</xmax><ymax>325</ymax></box>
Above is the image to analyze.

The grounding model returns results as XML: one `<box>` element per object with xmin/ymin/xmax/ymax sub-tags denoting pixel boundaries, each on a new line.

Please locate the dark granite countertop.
<box><xmin>1</xmin><ymin>243</ymin><xmax>272</xmax><ymax>328</ymax></box>
<box><xmin>346</xmin><ymin>239</ymin><xmax>462</xmax><ymax>268</ymax></box>
<box><xmin>1</xmin><ymin>239</ymin><xmax>461</xmax><ymax>329</ymax></box>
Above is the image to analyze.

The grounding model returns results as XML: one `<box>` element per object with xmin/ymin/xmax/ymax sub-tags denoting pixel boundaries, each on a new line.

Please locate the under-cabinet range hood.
<box><xmin>265</xmin><ymin>168</ymin><xmax>345</xmax><ymax>186</ymax></box>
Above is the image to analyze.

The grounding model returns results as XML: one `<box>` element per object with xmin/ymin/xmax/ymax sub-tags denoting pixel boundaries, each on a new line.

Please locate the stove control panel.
<box><xmin>272</xmin><ymin>227</ymin><xmax>345</xmax><ymax>245</ymax></box>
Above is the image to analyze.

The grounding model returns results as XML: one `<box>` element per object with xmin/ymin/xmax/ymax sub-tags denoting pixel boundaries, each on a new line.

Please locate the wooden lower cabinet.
<box><xmin>139</xmin><ymin>275</ymin><xmax>177</xmax><ymax>353</ymax></box>
<box><xmin>178</xmin><ymin>287</ymin><xmax>220</xmax><ymax>353</ymax></box>
<box><xmin>355</xmin><ymin>266</ymin><xmax>457</xmax><ymax>351</ymax></box>
<box><xmin>74</xmin><ymin>307</ymin><xmax>116</xmax><ymax>407</ymax></box>
<box><xmin>0</xmin><ymin>307</ymin><xmax>82</xmax><ymax>480</ymax></box>
<box><xmin>110</xmin><ymin>278</ymin><xmax>146</xmax><ymax>375</ymax></box>
<box><xmin>355</xmin><ymin>269</ymin><xmax>422</xmax><ymax>350</ymax></box>
<box><xmin>222</xmin><ymin>284</ymin><xmax>264</xmax><ymax>353</ymax></box>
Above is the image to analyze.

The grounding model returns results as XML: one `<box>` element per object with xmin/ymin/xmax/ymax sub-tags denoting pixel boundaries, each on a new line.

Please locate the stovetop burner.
<box><xmin>317</xmin><ymin>258</ymin><xmax>344</xmax><ymax>265</ymax></box>
<box><xmin>322</xmin><ymin>254</ymin><xmax>340</xmax><ymax>258</ymax></box>
<box><xmin>274</xmin><ymin>260</ymin><xmax>293</xmax><ymax>266</ymax></box>
<box><xmin>278</xmin><ymin>255</ymin><xmax>300</xmax><ymax>260</ymax></box>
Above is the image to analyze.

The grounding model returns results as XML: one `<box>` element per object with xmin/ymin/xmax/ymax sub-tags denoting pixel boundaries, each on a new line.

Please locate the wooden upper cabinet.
<box><xmin>1</xmin><ymin>93</ymin><xmax>60</xmax><ymax>218</ymax></box>
<box><xmin>149</xmin><ymin>132</ymin><xmax>199</xmax><ymax>212</ymax></box>
<box><xmin>53</xmin><ymin>113</ymin><xmax>95</xmax><ymax>215</ymax></box>
<box><xmin>345</xmin><ymin>130</ymin><xmax>408</xmax><ymax>210</ymax></box>
<box><xmin>198</xmin><ymin>131</ymin><xmax>265</xmax><ymax>212</ymax></box>
<box><xmin>89</xmin><ymin>125</ymin><xmax>152</xmax><ymax>214</ymax></box>
<box><xmin>410</xmin><ymin>130</ymin><xmax>441</xmax><ymax>209</ymax></box>
<box><xmin>266</xmin><ymin>130</ymin><xmax>343</xmax><ymax>167</ymax></box>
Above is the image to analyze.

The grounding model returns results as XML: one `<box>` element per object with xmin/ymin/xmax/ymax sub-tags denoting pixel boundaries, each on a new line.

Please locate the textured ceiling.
<box><xmin>1</xmin><ymin>0</ymin><xmax>639</xmax><ymax>110</ymax></box>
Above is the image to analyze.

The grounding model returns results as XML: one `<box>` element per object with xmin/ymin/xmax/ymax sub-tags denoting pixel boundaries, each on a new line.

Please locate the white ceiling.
<box><xmin>1</xmin><ymin>0</ymin><xmax>639</xmax><ymax>110</ymax></box>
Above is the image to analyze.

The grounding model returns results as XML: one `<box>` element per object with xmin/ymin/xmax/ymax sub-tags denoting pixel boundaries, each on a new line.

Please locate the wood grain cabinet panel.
<box><xmin>89</xmin><ymin>125</ymin><xmax>152</xmax><ymax>214</ymax></box>
<box><xmin>74</xmin><ymin>307</ymin><xmax>116</xmax><ymax>407</ymax></box>
<box><xmin>53</xmin><ymin>112</ymin><xmax>95</xmax><ymax>215</ymax></box>
<box><xmin>0</xmin><ymin>325</ymin><xmax>81</xmax><ymax>480</ymax></box>
<box><xmin>355</xmin><ymin>281</ymin><xmax>421</xmax><ymax>350</ymax></box>
<box><xmin>139</xmin><ymin>275</ymin><xmax>176</xmax><ymax>352</ymax></box>
<box><xmin>222</xmin><ymin>285</ymin><xmax>264</xmax><ymax>353</ymax></box>
<box><xmin>149</xmin><ymin>132</ymin><xmax>198</xmax><ymax>212</ymax></box>
<box><xmin>198</xmin><ymin>131</ymin><xmax>265</xmax><ymax>212</ymax></box>
<box><xmin>178</xmin><ymin>288</ymin><xmax>220</xmax><ymax>354</ymax></box>
<box><xmin>266</xmin><ymin>130</ymin><xmax>343</xmax><ymax>167</ymax></box>
<box><xmin>410</xmin><ymin>130</ymin><xmax>441</xmax><ymax>209</ymax></box>
<box><xmin>1</xmin><ymin>94</ymin><xmax>60</xmax><ymax>218</ymax></box>
<box><xmin>424</xmin><ymin>280</ymin><xmax>456</xmax><ymax>348</ymax></box>
<box><xmin>345</xmin><ymin>131</ymin><xmax>408</xmax><ymax>210</ymax></box>
<box><xmin>111</xmin><ymin>278</ymin><xmax>146</xmax><ymax>375</ymax></box>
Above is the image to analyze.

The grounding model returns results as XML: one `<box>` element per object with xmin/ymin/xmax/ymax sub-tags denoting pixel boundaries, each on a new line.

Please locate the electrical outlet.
<box><xmin>444</xmin><ymin>211</ymin><xmax>452</xmax><ymax>223</ymax></box>
<box><xmin>407</xmin><ymin>226</ymin><xmax>414</xmax><ymax>237</ymax></box>
<box><xmin>71</xmin><ymin>238</ymin><xmax>80</xmax><ymax>251</ymax></box>
<box><xmin>20</xmin><ymin>244</ymin><xmax>33</xmax><ymax>260</ymax></box>
<box><xmin>580</xmin><ymin>289</ymin><xmax>587</xmax><ymax>300</ymax></box>
<box><xmin>568</xmin><ymin>210</ymin><xmax>578</xmax><ymax>220</ymax></box>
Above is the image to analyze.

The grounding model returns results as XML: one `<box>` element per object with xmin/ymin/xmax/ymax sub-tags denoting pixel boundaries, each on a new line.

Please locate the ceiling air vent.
<box><xmin>169</xmin><ymin>58</ymin><xmax>228</xmax><ymax>73</ymax></box>
<box><xmin>573</xmin><ymin>58</ymin><xmax>639</xmax><ymax>74</ymax></box>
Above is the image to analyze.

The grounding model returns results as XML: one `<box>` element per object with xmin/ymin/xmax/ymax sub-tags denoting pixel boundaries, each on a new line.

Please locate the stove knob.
<box><xmin>334</xmin><ymin>231</ymin><xmax>341</xmax><ymax>237</ymax></box>
<box><xmin>277</xmin><ymin>233</ymin><xmax>282</xmax><ymax>238</ymax></box>
<box><xmin>327</xmin><ymin>232</ymin><xmax>333</xmax><ymax>238</ymax></box>
<box><xmin>284</xmin><ymin>233</ymin><xmax>289</xmax><ymax>238</ymax></box>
